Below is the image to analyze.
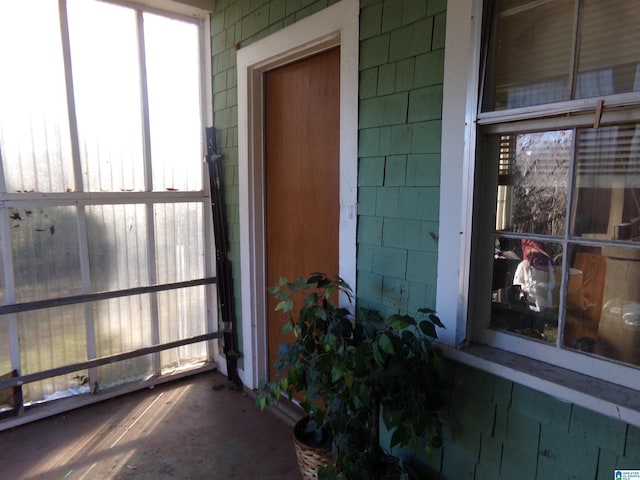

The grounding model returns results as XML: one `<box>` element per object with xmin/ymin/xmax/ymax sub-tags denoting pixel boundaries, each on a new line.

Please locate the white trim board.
<box><xmin>437</xmin><ymin>0</ymin><xmax>482</xmax><ymax>347</ymax></box>
<box><xmin>236</xmin><ymin>0</ymin><xmax>359</xmax><ymax>389</ymax></box>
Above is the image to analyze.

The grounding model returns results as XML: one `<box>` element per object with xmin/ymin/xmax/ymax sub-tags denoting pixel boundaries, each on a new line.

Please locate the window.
<box><xmin>0</xmin><ymin>0</ymin><xmax>214</xmax><ymax>413</ymax></box>
<box><xmin>472</xmin><ymin>0</ymin><xmax>640</xmax><ymax>384</ymax></box>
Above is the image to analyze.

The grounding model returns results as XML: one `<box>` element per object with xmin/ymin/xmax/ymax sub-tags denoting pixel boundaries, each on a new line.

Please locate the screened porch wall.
<box><xmin>0</xmin><ymin>0</ymin><xmax>217</xmax><ymax>417</ymax></box>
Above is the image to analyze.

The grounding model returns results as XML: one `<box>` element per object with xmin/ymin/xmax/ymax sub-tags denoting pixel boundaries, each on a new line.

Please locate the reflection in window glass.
<box><xmin>484</xmin><ymin>0</ymin><xmax>640</xmax><ymax>111</ymax></box>
<box><xmin>67</xmin><ymin>0</ymin><xmax>145</xmax><ymax>192</ymax></box>
<box><xmin>484</xmin><ymin>0</ymin><xmax>574</xmax><ymax>111</ymax></box>
<box><xmin>491</xmin><ymin>237</ymin><xmax>563</xmax><ymax>343</ymax></box>
<box><xmin>495</xmin><ymin>130</ymin><xmax>571</xmax><ymax>236</ymax></box>
<box><xmin>565</xmin><ymin>245</ymin><xmax>640</xmax><ymax>366</ymax></box>
<box><xmin>573</xmin><ymin>124</ymin><xmax>640</xmax><ymax>239</ymax></box>
<box><xmin>144</xmin><ymin>13</ymin><xmax>202</xmax><ymax>192</ymax></box>
<box><xmin>490</xmin><ymin>123</ymin><xmax>640</xmax><ymax>364</ymax></box>
<box><xmin>0</xmin><ymin>0</ymin><xmax>74</xmax><ymax>193</ymax></box>
<box><xmin>11</xmin><ymin>206</ymin><xmax>82</xmax><ymax>302</ymax></box>
<box><xmin>576</xmin><ymin>0</ymin><xmax>640</xmax><ymax>99</ymax></box>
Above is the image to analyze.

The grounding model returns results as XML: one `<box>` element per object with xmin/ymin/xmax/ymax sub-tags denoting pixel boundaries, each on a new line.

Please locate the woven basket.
<box><xmin>292</xmin><ymin>417</ymin><xmax>332</xmax><ymax>480</ymax></box>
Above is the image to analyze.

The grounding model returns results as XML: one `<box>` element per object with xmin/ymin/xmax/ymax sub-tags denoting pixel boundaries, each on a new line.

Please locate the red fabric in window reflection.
<box><xmin>521</xmin><ymin>239</ymin><xmax>550</xmax><ymax>267</ymax></box>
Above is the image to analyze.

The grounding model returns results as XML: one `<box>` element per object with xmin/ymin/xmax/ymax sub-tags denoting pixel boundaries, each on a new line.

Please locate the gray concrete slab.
<box><xmin>0</xmin><ymin>372</ymin><xmax>301</xmax><ymax>479</ymax></box>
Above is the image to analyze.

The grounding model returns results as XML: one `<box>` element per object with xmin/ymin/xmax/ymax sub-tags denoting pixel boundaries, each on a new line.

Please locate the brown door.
<box><xmin>264</xmin><ymin>47</ymin><xmax>340</xmax><ymax>380</ymax></box>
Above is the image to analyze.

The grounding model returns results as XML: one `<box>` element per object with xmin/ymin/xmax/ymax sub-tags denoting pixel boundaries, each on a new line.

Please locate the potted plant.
<box><xmin>256</xmin><ymin>273</ymin><xmax>445</xmax><ymax>480</ymax></box>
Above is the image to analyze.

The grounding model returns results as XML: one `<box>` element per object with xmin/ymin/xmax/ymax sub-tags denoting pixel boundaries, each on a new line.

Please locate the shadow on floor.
<box><xmin>0</xmin><ymin>372</ymin><xmax>301</xmax><ymax>479</ymax></box>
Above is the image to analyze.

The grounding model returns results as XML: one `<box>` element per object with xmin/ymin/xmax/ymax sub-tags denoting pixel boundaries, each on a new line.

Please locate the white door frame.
<box><xmin>236</xmin><ymin>0</ymin><xmax>359</xmax><ymax>389</ymax></box>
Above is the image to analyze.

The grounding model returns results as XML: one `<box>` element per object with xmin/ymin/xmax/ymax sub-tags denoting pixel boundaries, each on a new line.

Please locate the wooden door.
<box><xmin>264</xmin><ymin>47</ymin><xmax>340</xmax><ymax>380</ymax></box>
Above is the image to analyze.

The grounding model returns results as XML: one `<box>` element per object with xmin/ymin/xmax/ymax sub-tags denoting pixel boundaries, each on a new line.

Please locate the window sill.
<box><xmin>438</xmin><ymin>342</ymin><xmax>640</xmax><ymax>428</ymax></box>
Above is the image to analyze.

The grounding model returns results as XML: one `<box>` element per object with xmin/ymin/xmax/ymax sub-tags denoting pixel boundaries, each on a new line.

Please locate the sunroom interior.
<box><xmin>0</xmin><ymin>0</ymin><xmax>226</xmax><ymax>426</ymax></box>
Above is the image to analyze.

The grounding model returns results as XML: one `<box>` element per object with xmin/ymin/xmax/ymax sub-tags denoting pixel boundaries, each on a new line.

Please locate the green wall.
<box><xmin>356</xmin><ymin>0</ymin><xmax>445</xmax><ymax>316</ymax></box>
<box><xmin>210</xmin><ymin>1</ymin><xmax>636</xmax><ymax>478</ymax></box>
<box><xmin>414</xmin><ymin>362</ymin><xmax>638</xmax><ymax>479</ymax></box>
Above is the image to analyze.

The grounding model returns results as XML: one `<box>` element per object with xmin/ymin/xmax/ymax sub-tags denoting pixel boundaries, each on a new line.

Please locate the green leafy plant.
<box><xmin>256</xmin><ymin>273</ymin><xmax>445</xmax><ymax>480</ymax></box>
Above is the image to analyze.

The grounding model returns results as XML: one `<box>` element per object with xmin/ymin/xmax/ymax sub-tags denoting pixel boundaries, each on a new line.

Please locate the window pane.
<box><xmin>86</xmin><ymin>204</ymin><xmax>149</xmax><ymax>292</ymax></box>
<box><xmin>18</xmin><ymin>304</ymin><xmax>88</xmax><ymax>404</ymax></box>
<box><xmin>93</xmin><ymin>296</ymin><xmax>153</xmax><ymax>389</ymax></box>
<box><xmin>0</xmin><ymin>239</ymin><xmax>5</xmax><ymax>305</ymax></box>
<box><xmin>0</xmin><ymin>318</ymin><xmax>10</xmax><ymax>383</ymax></box>
<box><xmin>98</xmin><ymin>355</ymin><xmax>154</xmax><ymax>390</ymax></box>
<box><xmin>154</xmin><ymin>203</ymin><xmax>204</xmax><ymax>283</ymax></box>
<box><xmin>565</xmin><ymin>245</ymin><xmax>640</xmax><ymax>366</ymax></box>
<box><xmin>67</xmin><ymin>0</ymin><xmax>145</xmax><ymax>192</ymax></box>
<box><xmin>576</xmin><ymin>0</ymin><xmax>640</xmax><ymax>99</ymax></box>
<box><xmin>572</xmin><ymin>124</ymin><xmax>640</xmax><ymax>240</ymax></box>
<box><xmin>0</xmin><ymin>0</ymin><xmax>75</xmax><ymax>192</ymax></box>
<box><xmin>495</xmin><ymin>130</ymin><xmax>571</xmax><ymax>235</ymax></box>
<box><xmin>483</xmin><ymin>0</ymin><xmax>574</xmax><ymax>111</ymax></box>
<box><xmin>491</xmin><ymin>237</ymin><xmax>563</xmax><ymax>343</ymax></box>
<box><xmin>11</xmin><ymin>206</ymin><xmax>82</xmax><ymax>302</ymax></box>
<box><xmin>23</xmin><ymin>371</ymin><xmax>90</xmax><ymax>406</ymax></box>
<box><xmin>144</xmin><ymin>14</ymin><xmax>202</xmax><ymax>192</ymax></box>
<box><xmin>158</xmin><ymin>286</ymin><xmax>207</xmax><ymax>372</ymax></box>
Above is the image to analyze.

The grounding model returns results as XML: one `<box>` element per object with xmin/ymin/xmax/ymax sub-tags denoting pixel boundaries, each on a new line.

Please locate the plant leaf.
<box><xmin>378</xmin><ymin>333</ymin><xmax>394</xmax><ymax>354</ymax></box>
<box><xmin>331</xmin><ymin>363</ymin><xmax>345</xmax><ymax>383</ymax></box>
<box><xmin>273</xmin><ymin>289</ymin><xmax>289</xmax><ymax>300</ymax></box>
<box><xmin>282</xmin><ymin>320</ymin><xmax>293</xmax><ymax>336</ymax></box>
<box><xmin>344</xmin><ymin>370</ymin><xmax>354</xmax><ymax>390</ymax></box>
<box><xmin>389</xmin><ymin>314</ymin><xmax>415</xmax><ymax>330</ymax></box>
<box><xmin>276</xmin><ymin>343</ymin><xmax>291</xmax><ymax>356</ymax></box>
<box><xmin>372</xmin><ymin>343</ymin><xmax>384</xmax><ymax>366</ymax></box>
<box><xmin>275</xmin><ymin>299</ymin><xmax>294</xmax><ymax>313</ymax></box>
<box><xmin>429</xmin><ymin>313</ymin><xmax>446</xmax><ymax>328</ymax></box>
<box><xmin>418</xmin><ymin>307</ymin><xmax>436</xmax><ymax>314</ymax></box>
<box><xmin>390</xmin><ymin>425</ymin><xmax>411</xmax><ymax>448</ymax></box>
<box><xmin>419</xmin><ymin>320</ymin><xmax>437</xmax><ymax>338</ymax></box>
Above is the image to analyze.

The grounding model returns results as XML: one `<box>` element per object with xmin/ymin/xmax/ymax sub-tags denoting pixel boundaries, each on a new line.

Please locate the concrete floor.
<box><xmin>0</xmin><ymin>372</ymin><xmax>302</xmax><ymax>480</ymax></box>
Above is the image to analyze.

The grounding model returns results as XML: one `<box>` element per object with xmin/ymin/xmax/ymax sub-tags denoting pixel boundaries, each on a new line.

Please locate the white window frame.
<box><xmin>437</xmin><ymin>0</ymin><xmax>640</xmax><ymax>427</ymax></box>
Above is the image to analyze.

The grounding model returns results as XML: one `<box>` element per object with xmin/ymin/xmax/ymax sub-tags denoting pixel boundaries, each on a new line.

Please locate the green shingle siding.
<box><xmin>414</xmin><ymin>49</ymin><xmax>444</xmax><ymax>87</ymax></box>
<box><xmin>360</xmin><ymin>34</ymin><xmax>391</xmax><ymax>69</ymax></box>
<box><xmin>381</xmin><ymin>0</ymin><xmax>402</xmax><ymax>33</ymax></box>
<box><xmin>383</xmin><ymin>154</ymin><xmax>406</xmax><ymax>186</ymax></box>
<box><xmin>406</xmin><ymin>153</ymin><xmax>440</xmax><ymax>187</ymax></box>
<box><xmin>360</xmin><ymin>3</ymin><xmax>382</xmax><ymax>38</ymax></box>
<box><xmin>358</xmin><ymin>155</ymin><xmax>385</xmax><ymax>186</ymax></box>
<box><xmin>410</xmin><ymin>120</ymin><xmax>441</xmax><ymax>153</ymax></box>
<box><xmin>389</xmin><ymin>17</ymin><xmax>433</xmax><ymax>61</ymax></box>
<box><xmin>395</xmin><ymin>58</ymin><xmax>415</xmax><ymax>91</ymax></box>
